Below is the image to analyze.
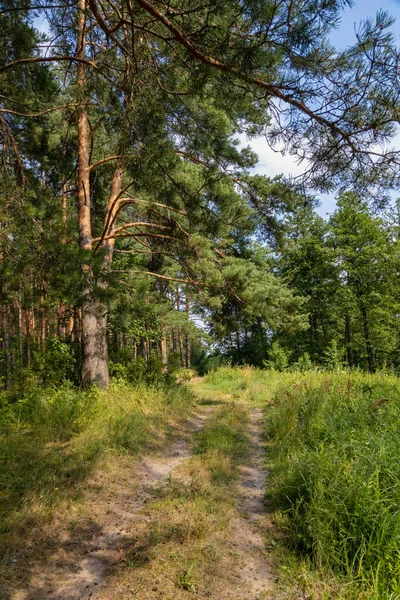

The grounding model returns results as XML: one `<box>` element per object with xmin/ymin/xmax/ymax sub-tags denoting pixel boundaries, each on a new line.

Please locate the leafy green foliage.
<box><xmin>264</xmin><ymin>342</ymin><xmax>290</xmax><ymax>372</ymax></box>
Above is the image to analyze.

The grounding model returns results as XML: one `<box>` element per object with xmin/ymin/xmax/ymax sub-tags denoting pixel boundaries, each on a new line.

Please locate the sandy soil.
<box><xmin>224</xmin><ymin>408</ymin><xmax>275</xmax><ymax>599</ymax></box>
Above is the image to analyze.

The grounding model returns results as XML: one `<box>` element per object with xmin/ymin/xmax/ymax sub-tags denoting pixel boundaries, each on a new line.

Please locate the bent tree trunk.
<box><xmin>82</xmin><ymin>297</ymin><xmax>109</xmax><ymax>387</ymax></box>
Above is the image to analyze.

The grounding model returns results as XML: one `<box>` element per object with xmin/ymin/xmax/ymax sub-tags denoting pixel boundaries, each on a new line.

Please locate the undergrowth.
<box><xmin>198</xmin><ymin>365</ymin><xmax>291</xmax><ymax>404</ymax></box>
<box><xmin>201</xmin><ymin>366</ymin><xmax>400</xmax><ymax>598</ymax></box>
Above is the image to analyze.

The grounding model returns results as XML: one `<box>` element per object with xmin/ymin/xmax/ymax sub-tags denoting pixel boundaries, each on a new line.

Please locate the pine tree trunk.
<box><xmin>360</xmin><ymin>305</ymin><xmax>374</xmax><ymax>372</ymax></box>
<box><xmin>77</xmin><ymin>0</ymin><xmax>109</xmax><ymax>387</ymax></box>
<box><xmin>25</xmin><ymin>310</ymin><xmax>31</xmax><ymax>368</ymax></box>
<box><xmin>17</xmin><ymin>303</ymin><xmax>23</xmax><ymax>368</ymax></box>
<box><xmin>81</xmin><ymin>299</ymin><xmax>109</xmax><ymax>387</ymax></box>
<box><xmin>2</xmin><ymin>308</ymin><xmax>11</xmax><ymax>390</ymax></box>
<box><xmin>66</xmin><ymin>307</ymin><xmax>74</xmax><ymax>339</ymax></box>
<box><xmin>40</xmin><ymin>288</ymin><xmax>46</xmax><ymax>351</ymax></box>
<box><xmin>161</xmin><ymin>335</ymin><xmax>168</xmax><ymax>369</ymax></box>
<box><xmin>185</xmin><ymin>291</ymin><xmax>191</xmax><ymax>368</ymax></box>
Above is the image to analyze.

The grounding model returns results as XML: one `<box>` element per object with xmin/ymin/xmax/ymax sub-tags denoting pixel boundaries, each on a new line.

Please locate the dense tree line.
<box><xmin>1</xmin><ymin>0</ymin><xmax>400</xmax><ymax>387</ymax></box>
<box><xmin>232</xmin><ymin>195</ymin><xmax>400</xmax><ymax>372</ymax></box>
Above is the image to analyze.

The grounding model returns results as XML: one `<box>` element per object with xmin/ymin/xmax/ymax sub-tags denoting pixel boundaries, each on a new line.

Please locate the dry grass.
<box><xmin>0</xmin><ymin>380</ymin><xmax>195</xmax><ymax>598</ymax></box>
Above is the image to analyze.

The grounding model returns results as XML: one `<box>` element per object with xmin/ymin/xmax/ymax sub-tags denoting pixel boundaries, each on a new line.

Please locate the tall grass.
<box><xmin>201</xmin><ymin>366</ymin><xmax>400</xmax><ymax>597</ymax></box>
<box><xmin>266</xmin><ymin>370</ymin><xmax>400</xmax><ymax>598</ymax></box>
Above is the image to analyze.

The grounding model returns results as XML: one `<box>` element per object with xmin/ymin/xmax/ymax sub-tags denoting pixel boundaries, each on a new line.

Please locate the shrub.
<box><xmin>264</xmin><ymin>341</ymin><xmax>290</xmax><ymax>371</ymax></box>
<box><xmin>293</xmin><ymin>352</ymin><xmax>314</xmax><ymax>372</ymax></box>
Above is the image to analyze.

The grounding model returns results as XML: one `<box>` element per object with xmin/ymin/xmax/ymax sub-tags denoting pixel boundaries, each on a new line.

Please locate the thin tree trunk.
<box><xmin>141</xmin><ymin>338</ymin><xmax>148</xmax><ymax>361</ymax></box>
<box><xmin>25</xmin><ymin>310</ymin><xmax>31</xmax><ymax>368</ymax></box>
<box><xmin>17</xmin><ymin>302</ymin><xmax>23</xmax><ymax>368</ymax></box>
<box><xmin>178</xmin><ymin>329</ymin><xmax>185</xmax><ymax>367</ymax></box>
<box><xmin>2</xmin><ymin>308</ymin><xmax>11</xmax><ymax>390</ymax></box>
<box><xmin>40</xmin><ymin>289</ymin><xmax>46</xmax><ymax>352</ymax></box>
<box><xmin>345</xmin><ymin>313</ymin><xmax>354</xmax><ymax>368</ymax></box>
<box><xmin>185</xmin><ymin>291</ymin><xmax>191</xmax><ymax>368</ymax></box>
<box><xmin>58</xmin><ymin>304</ymin><xmax>66</xmax><ymax>338</ymax></box>
<box><xmin>161</xmin><ymin>335</ymin><xmax>168</xmax><ymax>369</ymax></box>
<box><xmin>66</xmin><ymin>306</ymin><xmax>74</xmax><ymax>339</ymax></box>
<box><xmin>360</xmin><ymin>305</ymin><xmax>374</xmax><ymax>372</ymax></box>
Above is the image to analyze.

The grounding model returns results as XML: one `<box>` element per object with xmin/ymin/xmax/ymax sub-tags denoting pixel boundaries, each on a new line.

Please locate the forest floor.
<box><xmin>8</xmin><ymin>380</ymin><xmax>277</xmax><ymax>600</ymax></box>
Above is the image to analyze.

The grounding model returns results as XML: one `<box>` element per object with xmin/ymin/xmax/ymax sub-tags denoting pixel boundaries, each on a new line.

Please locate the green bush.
<box><xmin>293</xmin><ymin>352</ymin><xmax>314</xmax><ymax>372</ymax></box>
<box><xmin>264</xmin><ymin>341</ymin><xmax>290</xmax><ymax>371</ymax></box>
<box><xmin>32</xmin><ymin>339</ymin><xmax>75</xmax><ymax>385</ymax></box>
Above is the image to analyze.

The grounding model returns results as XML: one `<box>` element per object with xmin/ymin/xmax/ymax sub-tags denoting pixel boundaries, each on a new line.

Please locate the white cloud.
<box><xmin>239</xmin><ymin>133</ymin><xmax>305</xmax><ymax>179</ymax></box>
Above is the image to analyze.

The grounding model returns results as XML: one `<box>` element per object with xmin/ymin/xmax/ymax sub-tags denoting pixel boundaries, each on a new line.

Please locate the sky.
<box><xmin>246</xmin><ymin>0</ymin><xmax>400</xmax><ymax>218</ymax></box>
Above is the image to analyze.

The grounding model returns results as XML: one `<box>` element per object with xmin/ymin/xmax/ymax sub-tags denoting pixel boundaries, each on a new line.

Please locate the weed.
<box><xmin>176</xmin><ymin>562</ymin><xmax>197</xmax><ymax>592</ymax></box>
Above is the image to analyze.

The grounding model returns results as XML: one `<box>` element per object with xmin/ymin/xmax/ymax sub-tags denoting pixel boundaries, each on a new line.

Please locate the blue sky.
<box><xmin>249</xmin><ymin>0</ymin><xmax>400</xmax><ymax>217</ymax></box>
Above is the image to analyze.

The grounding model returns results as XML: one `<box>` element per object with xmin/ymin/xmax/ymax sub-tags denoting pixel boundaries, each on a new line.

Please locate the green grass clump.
<box><xmin>266</xmin><ymin>371</ymin><xmax>400</xmax><ymax>598</ymax></box>
<box><xmin>199</xmin><ymin>365</ymin><xmax>291</xmax><ymax>404</ymax></box>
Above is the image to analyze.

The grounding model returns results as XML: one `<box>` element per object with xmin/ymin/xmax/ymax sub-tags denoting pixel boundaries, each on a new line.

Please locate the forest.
<box><xmin>1</xmin><ymin>0</ymin><xmax>400</xmax><ymax>599</ymax></box>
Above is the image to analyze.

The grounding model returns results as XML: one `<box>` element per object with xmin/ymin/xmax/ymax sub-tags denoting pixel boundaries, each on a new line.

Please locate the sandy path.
<box><xmin>224</xmin><ymin>408</ymin><xmax>275</xmax><ymax>600</ymax></box>
<box><xmin>11</xmin><ymin>410</ymin><xmax>213</xmax><ymax>600</ymax></box>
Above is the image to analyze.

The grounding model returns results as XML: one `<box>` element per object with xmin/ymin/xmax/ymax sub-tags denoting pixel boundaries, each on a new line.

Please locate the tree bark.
<box><xmin>25</xmin><ymin>309</ymin><xmax>31</xmax><ymax>368</ymax></box>
<box><xmin>185</xmin><ymin>291</ymin><xmax>191</xmax><ymax>369</ymax></box>
<box><xmin>345</xmin><ymin>313</ymin><xmax>354</xmax><ymax>368</ymax></box>
<box><xmin>360</xmin><ymin>305</ymin><xmax>375</xmax><ymax>372</ymax></box>
<box><xmin>2</xmin><ymin>308</ymin><xmax>11</xmax><ymax>390</ymax></box>
<box><xmin>81</xmin><ymin>299</ymin><xmax>109</xmax><ymax>386</ymax></box>
<box><xmin>77</xmin><ymin>0</ymin><xmax>109</xmax><ymax>387</ymax></box>
<box><xmin>161</xmin><ymin>335</ymin><xmax>168</xmax><ymax>369</ymax></box>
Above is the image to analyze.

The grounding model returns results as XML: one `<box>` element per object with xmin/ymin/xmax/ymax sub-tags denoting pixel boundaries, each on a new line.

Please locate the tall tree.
<box><xmin>329</xmin><ymin>193</ymin><xmax>400</xmax><ymax>371</ymax></box>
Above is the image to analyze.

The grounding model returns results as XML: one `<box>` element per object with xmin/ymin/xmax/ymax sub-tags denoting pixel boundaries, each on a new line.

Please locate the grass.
<box><xmin>6</xmin><ymin>364</ymin><xmax>398</xmax><ymax>599</ymax></box>
<box><xmin>0</xmin><ymin>378</ymin><xmax>194</xmax><ymax>594</ymax></box>
<box><xmin>194</xmin><ymin>365</ymin><xmax>290</xmax><ymax>405</ymax></box>
<box><xmin>263</xmin><ymin>369</ymin><xmax>400</xmax><ymax>599</ymax></box>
